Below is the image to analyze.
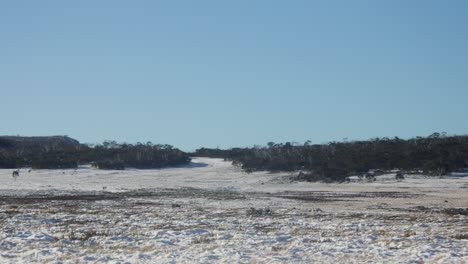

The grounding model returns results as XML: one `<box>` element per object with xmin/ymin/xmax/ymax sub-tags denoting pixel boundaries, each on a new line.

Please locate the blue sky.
<box><xmin>1</xmin><ymin>1</ymin><xmax>467</xmax><ymax>151</ymax></box>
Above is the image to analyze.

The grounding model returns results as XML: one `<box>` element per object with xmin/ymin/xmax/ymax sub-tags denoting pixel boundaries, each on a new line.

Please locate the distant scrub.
<box><xmin>0</xmin><ymin>136</ymin><xmax>190</xmax><ymax>170</ymax></box>
<box><xmin>31</xmin><ymin>151</ymin><xmax>80</xmax><ymax>169</ymax></box>
<box><xmin>3</xmin><ymin>133</ymin><xmax>468</xmax><ymax>178</ymax></box>
<box><xmin>0</xmin><ymin>136</ymin><xmax>82</xmax><ymax>169</ymax></box>
<box><xmin>193</xmin><ymin>133</ymin><xmax>468</xmax><ymax>182</ymax></box>
<box><xmin>89</xmin><ymin>141</ymin><xmax>191</xmax><ymax>170</ymax></box>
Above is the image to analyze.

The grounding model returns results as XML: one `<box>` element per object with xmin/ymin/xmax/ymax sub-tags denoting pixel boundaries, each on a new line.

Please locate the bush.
<box><xmin>91</xmin><ymin>160</ymin><xmax>125</xmax><ymax>170</ymax></box>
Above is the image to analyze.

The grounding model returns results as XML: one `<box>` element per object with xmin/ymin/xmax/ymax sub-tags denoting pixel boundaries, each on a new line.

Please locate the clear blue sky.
<box><xmin>1</xmin><ymin>1</ymin><xmax>467</xmax><ymax>151</ymax></box>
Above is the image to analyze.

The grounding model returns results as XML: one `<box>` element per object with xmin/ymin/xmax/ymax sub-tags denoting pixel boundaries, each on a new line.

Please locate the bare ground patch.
<box><xmin>0</xmin><ymin>187</ymin><xmax>246</xmax><ymax>206</ymax></box>
<box><xmin>270</xmin><ymin>191</ymin><xmax>421</xmax><ymax>202</ymax></box>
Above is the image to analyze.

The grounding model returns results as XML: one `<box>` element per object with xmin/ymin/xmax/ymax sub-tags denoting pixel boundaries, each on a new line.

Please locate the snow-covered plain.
<box><xmin>0</xmin><ymin>158</ymin><xmax>467</xmax><ymax>263</ymax></box>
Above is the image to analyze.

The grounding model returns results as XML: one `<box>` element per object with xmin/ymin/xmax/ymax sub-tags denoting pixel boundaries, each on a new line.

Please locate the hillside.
<box><xmin>0</xmin><ymin>135</ymin><xmax>80</xmax><ymax>149</ymax></box>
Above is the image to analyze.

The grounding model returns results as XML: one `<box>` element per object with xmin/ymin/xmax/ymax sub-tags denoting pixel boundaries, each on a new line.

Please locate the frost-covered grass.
<box><xmin>0</xmin><ymin>158</ymin><xmax>467</xmax><ymax>263</ymax></box>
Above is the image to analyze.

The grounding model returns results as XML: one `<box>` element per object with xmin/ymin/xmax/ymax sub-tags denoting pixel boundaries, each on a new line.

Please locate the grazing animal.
<box><xmin>365</xmin><ymin>172</ymin><xmax>376</xmax><ymax>182</ymax></box>
<box><xmin>12</xmin><ymin>170</ymin><xmax>19</xmax><ymax>180</ymax></box>
<box><xmin>395</xmin><ymin>171</ymin><xmax>405</xmax><ymax>181</ymax></box>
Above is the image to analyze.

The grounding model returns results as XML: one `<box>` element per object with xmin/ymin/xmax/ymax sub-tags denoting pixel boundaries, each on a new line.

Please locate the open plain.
<box><xmin>0</xmin><ymin>158</ymin><xmax>467</xmax><ymax>263</ymax></box>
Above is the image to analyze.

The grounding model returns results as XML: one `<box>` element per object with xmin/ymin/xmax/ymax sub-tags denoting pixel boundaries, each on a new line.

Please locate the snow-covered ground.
<box><xmin>0</xmin><ymin>158</ymin><xmax>467</xmax><ymax>263</ymax></box>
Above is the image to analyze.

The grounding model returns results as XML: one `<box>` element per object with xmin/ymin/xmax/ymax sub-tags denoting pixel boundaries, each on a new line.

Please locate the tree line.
<box><xmin>193</xmin><ymin>133</ymin><xmax>468</xmax><ymax>182</ymax></box>
<box><xmin>3</xmin><ymin>133</ymin><xmax>468</xmax><ymax>179</ymax></box>
<box><xmin>0</xmin><ymin>136</ymin><xmax>190</xmax><ymax>170</ymax></box>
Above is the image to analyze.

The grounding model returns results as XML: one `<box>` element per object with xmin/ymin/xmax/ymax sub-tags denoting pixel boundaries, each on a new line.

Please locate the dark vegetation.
<box><xmin>194</xmin><ymin>133</ymin><xmax>468</xmax><ymax>182</ymax></box>
<box><xmin>0</xmin><ymin>136</ymin><xmax>190</xmax><ymax>170</ymax></box>
<box><xmin>2</xmin><ymin>133</ymin><xmax>468</xmax><ymax>179</ymax></box>
<box><xmin>88</xmin><ymin>141</ymin><xmax>191</xmax><ymax>170</ymax></box>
